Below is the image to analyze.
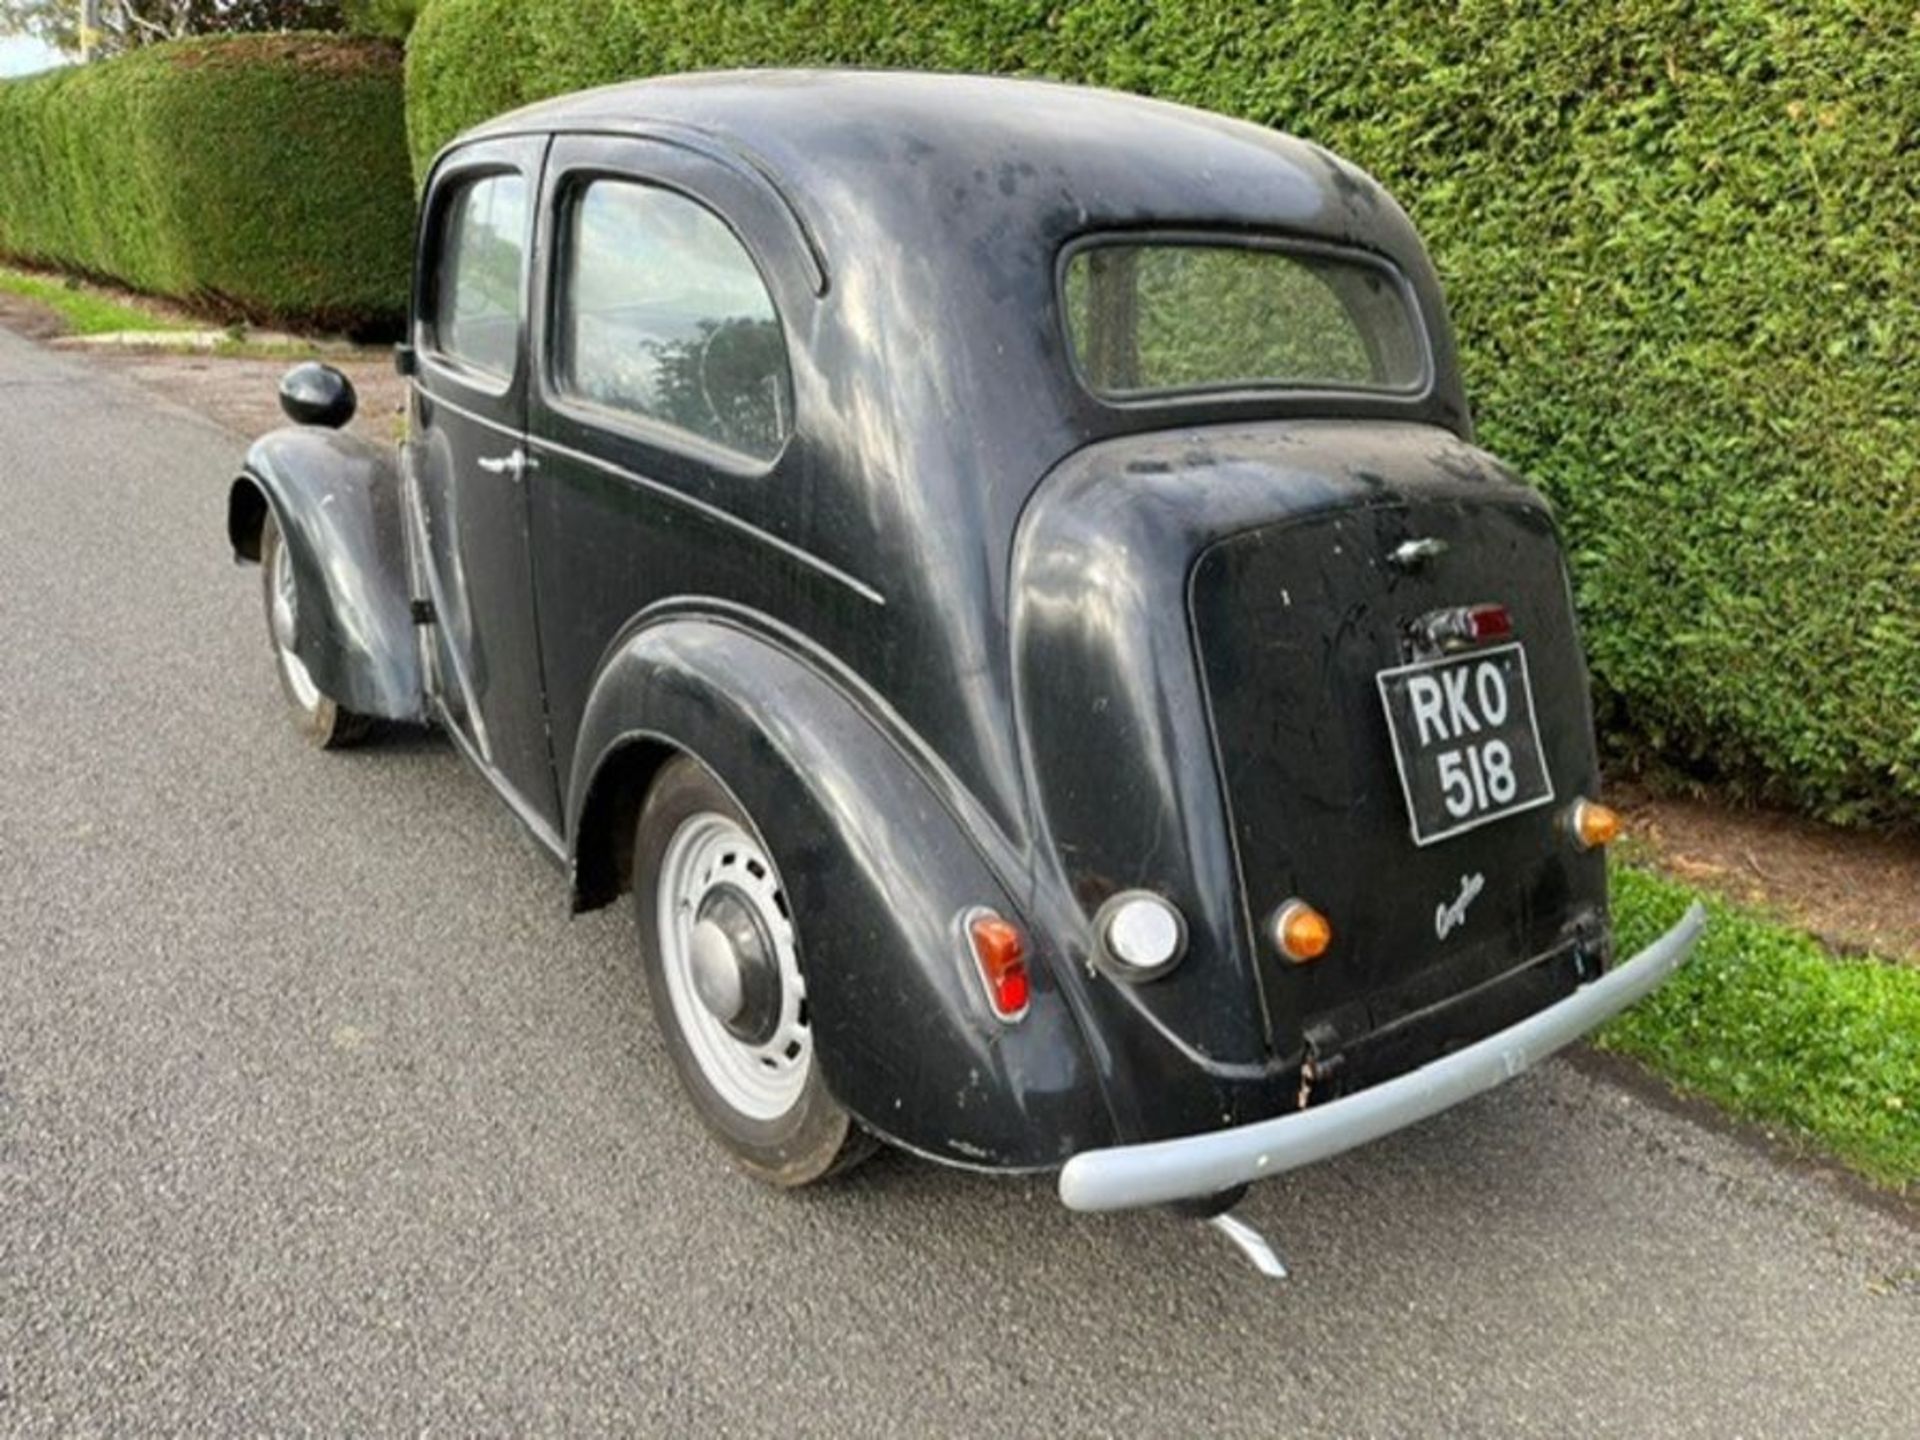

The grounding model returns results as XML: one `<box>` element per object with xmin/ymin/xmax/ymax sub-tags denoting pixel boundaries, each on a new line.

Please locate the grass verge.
<box><xmin>207</xmin><ymin>338</ymin><xmax>362</xmax><ymax>362</ymax></box>
<box><xmin>1602</xmin><ymin>865</ymin><xmax>1919</xmax><ymax>1191</ymax></box>
<box><xmin>0</xmin><ymin>265</ymin><xmax>193</xmax><ymax>336</ymax></box>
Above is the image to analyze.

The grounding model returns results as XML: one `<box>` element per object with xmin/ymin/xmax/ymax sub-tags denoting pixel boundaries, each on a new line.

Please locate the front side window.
<box><xmin>558</xmin><ymin>179</ymin><xmax>792</xmax><ymax>463</ymax></box>
<box><xmin>433</xmin><ymin>172</ymin><xmax>528</xmax><ymax>380</ymax></box>
<box><xmin>1063</xmin><ymin>240</ymin><xmax>1427</xmax><ymax>400</ymax></box>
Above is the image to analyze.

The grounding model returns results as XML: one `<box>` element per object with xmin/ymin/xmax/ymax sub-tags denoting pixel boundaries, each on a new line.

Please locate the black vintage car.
<box><xmin>227</xmin><ymin>71</ymin><xmax>1701</xmax><ymax>1274</ymax></box>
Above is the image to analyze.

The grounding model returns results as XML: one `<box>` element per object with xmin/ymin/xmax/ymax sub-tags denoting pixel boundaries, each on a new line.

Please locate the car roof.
<box><xmin>453</xmin><ymin>69</ymin><xmax>1473</xmax><ymax>472</ymax></box>
<box><xmin>455</xmin><ymin>69</ymin><xmax>1431</xmax><ymax>279</ymax></box>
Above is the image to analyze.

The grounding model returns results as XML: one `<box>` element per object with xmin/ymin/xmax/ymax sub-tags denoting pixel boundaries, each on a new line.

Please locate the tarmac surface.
<box><xmin>1</xmin><ymin>326</ymin><xmax>1915</xmax><ymax>1435</ymax></box>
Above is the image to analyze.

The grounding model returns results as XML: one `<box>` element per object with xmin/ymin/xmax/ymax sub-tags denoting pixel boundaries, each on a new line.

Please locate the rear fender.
<box><xmin>228</xmin><ymin>427</ymin><xmax>424</xmax><ymax>722</ymax></box>
<box><xmin>567</xmin><ymin>613</ymin><xmax>1113</xmax><ymax>1170</ymax></box>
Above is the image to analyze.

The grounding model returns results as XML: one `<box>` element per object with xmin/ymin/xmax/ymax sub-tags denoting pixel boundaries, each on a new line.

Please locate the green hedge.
<box><xmin>345</xmin><ymin>0</ymin><xmax>425</xmax><ymax>41</ymax></box>
<box><xmin>407</xmin><ymin>1</ymin><xmax>1920</xmax><ymax>822</ymax></box>
<box><xmin>0</xmin><ymin>35</ymin><xmax>414</xmax><ymax>334</ymax></box>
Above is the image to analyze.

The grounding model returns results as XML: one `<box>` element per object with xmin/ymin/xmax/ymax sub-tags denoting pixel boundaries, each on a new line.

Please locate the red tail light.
<box><xmin>1412</xmin><ymin>602</ymin><xmax>1515</xmax><ymax>652</ymax></box>
<box><xmin>967</xmin><ymin>910</ymin><xmax>1030</xmax><ymax>1021</ymax></box>
<box><xmin>1464</xmin><ymin>603</ymin><xmax>1513</xmax><ymax>642</ymax></box>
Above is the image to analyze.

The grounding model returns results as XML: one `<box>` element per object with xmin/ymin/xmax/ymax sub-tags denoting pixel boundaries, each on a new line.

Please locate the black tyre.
<box><xmin>633</xmin><ymin>755</ymin><xmax>873</xmax><ymax>1186</ymax></box>
<box><xmin>259</xmin><ymin>509</ymin><xmax>370</xmax><ymax>749</ymax></box>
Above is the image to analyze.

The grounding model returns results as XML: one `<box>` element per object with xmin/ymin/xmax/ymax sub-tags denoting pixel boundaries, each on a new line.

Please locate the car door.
<box><xmin>410</xmin><ymin>135</ymin><xmax>562</xmax><ymax>836</ymax></box>
<box><xmin>524</xmin><ymin>135</ymin><xmax>825</xmax><ymax>793</ymax></box>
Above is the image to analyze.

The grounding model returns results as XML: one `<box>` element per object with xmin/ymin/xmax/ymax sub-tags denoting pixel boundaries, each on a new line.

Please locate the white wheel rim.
<box><xmin>656</xmin><ymin>811</ymin><xmax>812</xmax><ymax>1121</ymax></box>
<box><xmin>269</xmin><ymin>534</ymin><xmax>323</xmax><ymax>713</ymax></box>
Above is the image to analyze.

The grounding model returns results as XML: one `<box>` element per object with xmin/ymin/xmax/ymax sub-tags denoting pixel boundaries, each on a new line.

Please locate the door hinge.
<box><xmin>410</xmin><ymin>598</ymin><xmax>436</xmax><ymax>626</ymax></box>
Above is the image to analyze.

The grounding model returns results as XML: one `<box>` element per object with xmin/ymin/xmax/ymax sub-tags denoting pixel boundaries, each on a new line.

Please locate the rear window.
<box><xmin>1062</xmin><ymin>240</ymin><xmax>1427</xmax><ymax>400</ymax></box>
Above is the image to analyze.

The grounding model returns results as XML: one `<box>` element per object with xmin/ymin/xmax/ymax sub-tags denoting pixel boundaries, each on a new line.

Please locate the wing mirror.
<box><xmin>278</xmin><ymin>362</ymin><xmax>357</xmax><ymax>429</ymax></box>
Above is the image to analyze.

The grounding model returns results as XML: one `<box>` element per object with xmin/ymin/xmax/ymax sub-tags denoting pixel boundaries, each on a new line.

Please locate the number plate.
<box><xmin>1377</xmin><ymin>643</ymin><xmax>1555</xmax><ymax>846</ymax></box>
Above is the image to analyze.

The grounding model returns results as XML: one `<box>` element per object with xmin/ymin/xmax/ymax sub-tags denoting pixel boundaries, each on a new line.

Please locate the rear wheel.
<box><xmin>634</xmin><ymin>756</ymin><xmax>872</xmax><ymax>1186</ymax></box>
<box><xmin>259</xmin><ymin>510</ymin><xmax>369</xmax><ymax>749</ymax></box>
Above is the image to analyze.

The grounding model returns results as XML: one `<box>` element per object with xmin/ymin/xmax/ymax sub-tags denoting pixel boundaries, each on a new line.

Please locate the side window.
<box><xmin>433</xmin><ymin>172</ymin><xmax>528</xmax><ymax>380</ymax></box>
<box><xmin>558</xmin><ymin>178</ymin><xmax>792</xmax><ymax>463</ymax></box>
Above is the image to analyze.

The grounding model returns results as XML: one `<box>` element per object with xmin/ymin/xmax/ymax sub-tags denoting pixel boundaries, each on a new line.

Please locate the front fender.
<box><xmin>567</xmin><ymin>614</ymin><xmax>1115</xmax><ymax>1170</ymax></box>
<box><xmin>229</xmin><ymin>427</ymin><xmax>424</xmax><ymax>722</ymax></box>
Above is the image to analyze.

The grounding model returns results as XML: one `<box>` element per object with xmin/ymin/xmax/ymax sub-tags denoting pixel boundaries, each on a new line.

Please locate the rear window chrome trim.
<box><xmin>1054</xmin><ymin>229</ymin><xmax>1436</xmax><ymax>409</ymax></box>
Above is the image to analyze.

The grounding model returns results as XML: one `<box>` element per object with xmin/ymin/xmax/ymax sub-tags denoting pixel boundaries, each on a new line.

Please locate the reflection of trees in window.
<box><xmin>560</xmin><ymin>180</ymin><xmax>793</xmax><ymax>462</ymax></box>
<box><xmin>451</xmin><ymin>224</ymin><xmax>521</xmax><ymax>322</ymax></box>
<box><xmin>584</xmin><ymin>316</ymin><xmax>787</xmax><ymax>461</ymax></box>
<box><xmin>654</xmin><ymin>317</ymin><xmax>788</xmax><ymax>458</ymax></box>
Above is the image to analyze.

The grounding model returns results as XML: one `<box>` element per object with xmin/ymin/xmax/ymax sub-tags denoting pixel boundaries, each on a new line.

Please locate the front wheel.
<box><xmin>259</xmin><ymin>509</ymin><xmax>369</xmax><ymax>749</ymax></box>
<box><xmin>634</xmin><ymin>756</ymin><xmax>872</xmax><ymax>1186</ymax></box>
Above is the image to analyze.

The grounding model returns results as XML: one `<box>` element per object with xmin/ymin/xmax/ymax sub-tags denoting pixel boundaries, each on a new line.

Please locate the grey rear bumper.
<box><xmin>1058</xmin><ymin>903</ymin><xmax>1707</xmax><ymax>1212</ymax></box>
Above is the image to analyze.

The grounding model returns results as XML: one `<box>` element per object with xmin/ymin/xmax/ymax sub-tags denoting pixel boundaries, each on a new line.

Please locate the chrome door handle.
<box><xmin>476</xmin><ymin>448</ymin><xmax>534</xmax><ymax>480</ymax></box>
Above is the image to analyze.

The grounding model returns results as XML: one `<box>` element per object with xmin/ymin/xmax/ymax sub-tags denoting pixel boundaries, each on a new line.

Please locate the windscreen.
<box><xmin>1062</xmin><ymin>240</ymin><xmax>1427</xmax><ymax>399</ymax></box>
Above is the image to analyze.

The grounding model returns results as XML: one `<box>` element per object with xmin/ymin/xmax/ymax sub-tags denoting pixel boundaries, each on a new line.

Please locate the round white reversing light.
<box><xmin>1100</xmin><ymin>892</ymin><xmax>1186</xmax><ymax>975</ymax></box>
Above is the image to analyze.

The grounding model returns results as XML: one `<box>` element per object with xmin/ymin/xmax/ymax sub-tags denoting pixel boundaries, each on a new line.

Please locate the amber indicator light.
<box><xmin>1572</xmin><ymin>799</ymin><xmax>1623</xmax><ymax>850</ymax></box>
<box><xmin>1273</xmin><ymin>900</ymin><xmax>1333</xmax><ymax>964</ymax></box>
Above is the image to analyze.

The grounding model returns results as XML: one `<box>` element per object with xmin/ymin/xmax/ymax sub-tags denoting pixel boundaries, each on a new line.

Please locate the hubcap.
<box><xmin>689</xmin><ymin>919</ymin><xmax>746</xmax><ymax>1024</ymax></box>
<box><xmin>269</xmin><ymin>533</ymin><xmax>322</xmax><ymax>713</ymax></box>
<box><xmin>656</xmin><ymin>812</ymin><xmax>812</xmax><ymax>1120</ymax></box>
<box><xmin>692</xmin><ymin>886</ymin><xmax>784</xmax><ymax>1044</ymax></box>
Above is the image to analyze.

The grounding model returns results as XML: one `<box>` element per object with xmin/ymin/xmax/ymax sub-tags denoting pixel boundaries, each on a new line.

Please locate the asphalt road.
<box><xmin>1</xmin><ymin>324</ymin><xmax>1915</xmax><ymax>1436</ymax></box>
